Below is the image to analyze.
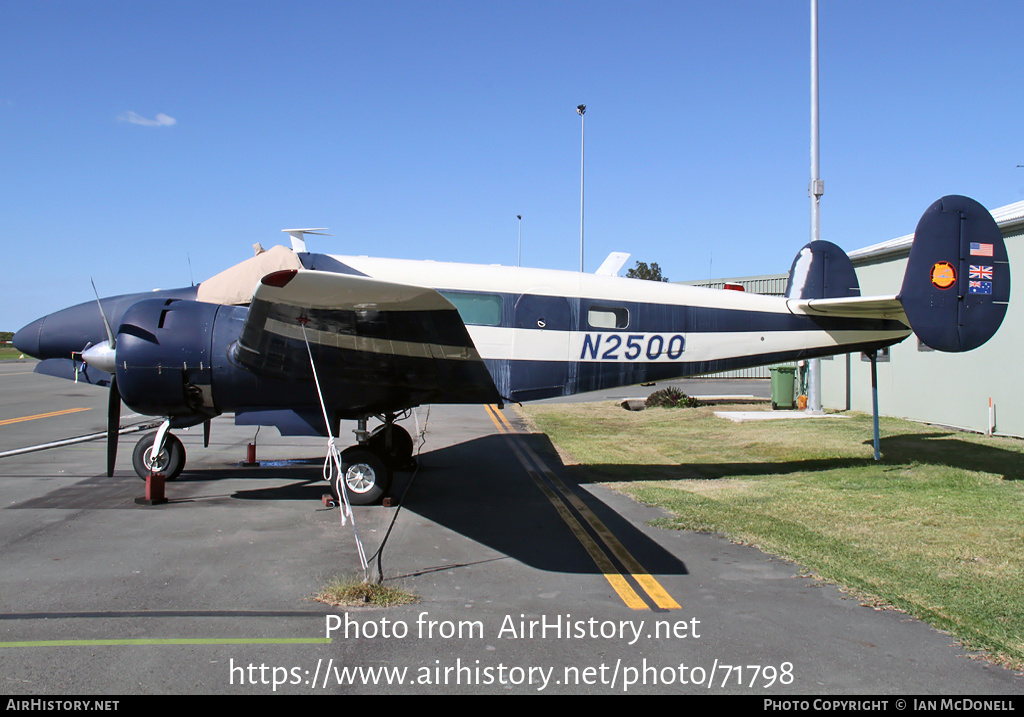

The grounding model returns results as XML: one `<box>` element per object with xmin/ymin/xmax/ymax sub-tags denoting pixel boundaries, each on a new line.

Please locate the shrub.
<box><xmin>645</xmin><ymin>386</ymin><xmax>700</xmax><ymax>409</ymax></box>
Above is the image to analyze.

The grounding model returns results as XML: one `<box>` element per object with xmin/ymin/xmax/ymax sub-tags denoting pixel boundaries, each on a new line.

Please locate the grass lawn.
<box><xmin>520</xmin><ymin>400</ymin><xmax>1024</xmax><ymax>668</ymax></box>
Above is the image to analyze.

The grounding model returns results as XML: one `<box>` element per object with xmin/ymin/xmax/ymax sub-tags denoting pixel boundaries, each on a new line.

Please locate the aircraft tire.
<box><xmin>368</xmin><ymin>424</ymin><xmax>415</xmax><ymax>469</ymax></box>
<box><xmin>336</xmin><ymin>447</ymin><xmax>392</xmax><ymax>505</ymax></box>
<box><xmin>132</xmin><ymin>432</ymin><xmax>186</xmax><ymax>481</ymax></box>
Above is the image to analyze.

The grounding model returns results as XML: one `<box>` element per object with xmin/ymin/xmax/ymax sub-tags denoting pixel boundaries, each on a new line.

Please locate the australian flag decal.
<box><xmin>969</xmin><ymin>280</ymin><xmax>993</xmax><ymax>295</ymax></box>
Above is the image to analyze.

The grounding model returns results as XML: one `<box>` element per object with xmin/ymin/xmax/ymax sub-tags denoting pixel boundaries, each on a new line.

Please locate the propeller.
<box><xmin>106</xmin><ymin>375</ymin><xmax>121</xmax><ymax>477</ymax></box>
<box><xmin>81</xmin><ymin>279</ymin><xmax>121</xmax><ymax>477</ymax></box>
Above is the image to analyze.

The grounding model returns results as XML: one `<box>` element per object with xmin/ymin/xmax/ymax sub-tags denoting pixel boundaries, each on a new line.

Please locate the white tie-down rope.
<box><xmin>299</xmin><ymin>319</ymin><xmax>368</xmax><ymax>576</ymax></box>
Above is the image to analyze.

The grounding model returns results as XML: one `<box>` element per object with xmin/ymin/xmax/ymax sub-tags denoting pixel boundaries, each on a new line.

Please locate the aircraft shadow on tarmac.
<box><xmin>371</xmin><ymin>432</ymin><xmax>690</xmax><ymax>577</ymax></box>
<box><xmin>14</xmin><ymin>424</ymin><xmax>1019</xmax><ymax>581</ymax></box>
<box><xmin>13</xmin><ymin>432</ymin><xmax>689</xmax><ymax>577</ymax></box>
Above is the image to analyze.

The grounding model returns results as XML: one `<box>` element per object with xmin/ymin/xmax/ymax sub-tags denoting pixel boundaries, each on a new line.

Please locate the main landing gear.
<box><xmin>331</xmin><ymin>415</ymin><xmax>415</xmax><ymax>506</ymax></box>
<box><xmin>128</xmin><ymin>414</ymin><xmax>415</xmax><ymax>507</ymax></box>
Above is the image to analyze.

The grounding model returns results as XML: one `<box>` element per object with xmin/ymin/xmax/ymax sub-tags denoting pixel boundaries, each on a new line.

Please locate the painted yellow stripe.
<box><xmin>0</xmin><ymin>407</ymin><xmax>91</xmax><ymax>427</ymax></box>
<box><xmin>529</xmin><ymin>453</ymin><xmax>681</xmax><ymax>610</ymax></box>
<box><xmin>0</xmin><ymin>638</ymin><xmax>331</xmax><ymax>648</ymax></box>
<box><xmin>490</xmin><ymin>405</ymin><xmax>515</xmax><ymax>432</ymax></box>
<box><xmin>484</xmin><ymin>404</ymin><xmax>506</xmax><ymax>432</ymax></box>
<box><xmin>486</xmin><ymin>405</ymin><xmax>645</xmax><ymax>606</ymax></box>
<box><xmin>486</xmin><ymin>404</ymin><xmax>679</xmax><ymax>610</ymax></box>
<box><xmin>523</xmin><ymin>463</ymin><xmax>648</xmax><ymax>610</ymax></box>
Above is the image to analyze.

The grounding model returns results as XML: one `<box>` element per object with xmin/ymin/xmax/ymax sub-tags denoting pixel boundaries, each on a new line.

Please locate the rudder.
<box><xmin>899</xmin><ymin>195</ymin><xmax>1010</xmax><ymax>352</ymax></box>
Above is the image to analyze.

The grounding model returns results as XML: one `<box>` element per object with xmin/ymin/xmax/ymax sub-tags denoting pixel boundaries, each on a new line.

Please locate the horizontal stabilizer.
<box><xmin>788</xmin><ymin>295</ymin><xmax>907</xmax><ymax>322</ymax></box>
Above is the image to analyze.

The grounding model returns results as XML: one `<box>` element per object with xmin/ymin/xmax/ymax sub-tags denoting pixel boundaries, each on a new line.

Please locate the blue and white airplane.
<box><xmin>13</xmin><ymin>195</ymin><xmax>1010</xmax><ymax>504</ymax></box>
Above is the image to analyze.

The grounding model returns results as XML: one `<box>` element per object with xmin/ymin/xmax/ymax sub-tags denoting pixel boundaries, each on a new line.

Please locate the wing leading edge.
<box><xmin>231</xmin><ymin>269</ymin><xmax>502</xmax><ymax>415</ymax></box>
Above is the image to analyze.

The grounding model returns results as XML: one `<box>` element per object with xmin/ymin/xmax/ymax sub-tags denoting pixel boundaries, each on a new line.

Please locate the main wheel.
<box><xmin>132</xmin><ymin>432</ymin><xmax>186</xmax><ymax>481</ymax></box>
<box><xmin>368</xmin><ymin>424</ymin><xmax>415</xmax><ymax>469</ymax></box>
<box><xmin>335</xmin><ymin>447</ymin><xmax>392</xmax><ymax>505</ymax></box>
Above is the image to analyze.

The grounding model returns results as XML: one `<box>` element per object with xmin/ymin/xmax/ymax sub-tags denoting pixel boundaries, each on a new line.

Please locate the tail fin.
<box><xmin>899</xmin><ymin>195</ymin><xmax>1009</xmax><ymax>352</ymax></box>
<box><xmin>785</xmin><ymin>239</ymin><xmax>861</xmax><ymax>300</ymax></box>
<box><xmin>785</xmin><ymin>196</ymin><xmax>1009</xmax><ymax>354</ymax></box>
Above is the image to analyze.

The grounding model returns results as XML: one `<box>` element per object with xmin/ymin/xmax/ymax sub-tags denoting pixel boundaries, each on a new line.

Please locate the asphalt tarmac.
<box><xmin>1</xmin><ymin>361</ymin><xmax>1022</xmax><ymax>695</ymax></box>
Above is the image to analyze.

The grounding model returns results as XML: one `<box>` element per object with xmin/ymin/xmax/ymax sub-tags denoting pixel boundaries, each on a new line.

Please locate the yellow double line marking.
<box><xmin>0</xmin><ymin>407</ymin><xmax>91</xmax><ymax>427</ymax></box>
<box><xmin>484</xmin><ymin>404</ymin><xmax>679</xmax><ymax>611</ymax></box>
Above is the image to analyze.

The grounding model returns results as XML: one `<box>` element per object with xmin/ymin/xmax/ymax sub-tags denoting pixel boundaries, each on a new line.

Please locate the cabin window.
<box><xmin>588</xmin><ymin>306</ymin><xmax>629</xmax><ymax>329</ymax></box>
<box><xmin>439</xmin><ymin>291</ymin><xmax>502</xmax><ymax>326</ymax></box>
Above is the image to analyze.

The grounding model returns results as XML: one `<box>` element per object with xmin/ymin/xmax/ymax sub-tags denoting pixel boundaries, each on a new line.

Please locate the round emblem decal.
<box><xmin>930</xmin><ymin>261</ymin><xmax>956</xmax><ymax>289</ymax></box>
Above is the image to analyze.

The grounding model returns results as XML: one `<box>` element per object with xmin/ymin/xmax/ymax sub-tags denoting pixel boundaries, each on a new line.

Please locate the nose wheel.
<box><xmin>132</xmin><ymin>431</ymin><xmax>186</xmax><ymax>481</ymax></box>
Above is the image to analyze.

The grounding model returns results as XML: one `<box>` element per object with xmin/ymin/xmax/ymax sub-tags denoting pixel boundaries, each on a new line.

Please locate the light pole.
<box><xmin>807</xmin><ymin>0</ymin><xmax>823</xmax><ymax>413</ymax></box>
<box><xmin>517</xmin><ymin>214</ymin><xmax>522</xmax><ymax>267</ymax></box>
<box><xmin>577</xmin><ymin>104</ymin><xmax>586</xmax><ymax>273</ymax></box>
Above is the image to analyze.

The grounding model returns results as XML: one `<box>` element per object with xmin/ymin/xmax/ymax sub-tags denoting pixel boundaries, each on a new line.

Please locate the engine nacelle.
<box><xmin>114</xmin><ymin>298</ymin><xmax>219</xmax><ymax>421</ymax></box>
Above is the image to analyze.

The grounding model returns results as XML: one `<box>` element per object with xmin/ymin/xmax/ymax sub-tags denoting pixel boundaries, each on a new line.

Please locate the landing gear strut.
<box><xmin>332</xmin><ymin>413</ymin><xmax>414</xmax><ymax>506</ymax></box>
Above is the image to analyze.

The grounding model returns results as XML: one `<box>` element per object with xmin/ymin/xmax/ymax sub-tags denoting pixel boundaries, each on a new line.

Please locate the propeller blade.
<box><xmin>90</xmin><ymin>277</ymin><xmax>116</xmax><ymax>350</ymax></box>
<box><xmin>106</xmin><ymin>376</ymin><xmax>121</xmax><ymax>477</ymax></box>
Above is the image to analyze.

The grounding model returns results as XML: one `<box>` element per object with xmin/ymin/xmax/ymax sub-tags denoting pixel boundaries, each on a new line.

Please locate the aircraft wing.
<box><xmin>787</xmin><ymin>295</ymin><xmax>909</xmax><ymax>323</ymax></box>
<box><xmin>230</xmin><ymin>269</ymin><xmax>502</xmax><ymax>414</ymax></box>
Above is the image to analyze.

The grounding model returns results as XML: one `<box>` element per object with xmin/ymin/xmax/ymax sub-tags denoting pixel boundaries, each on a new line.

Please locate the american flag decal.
<box><xmin>970</xmin><ymin>242</ymin><xmax>994</xmax><ymax>257</ymax></box>
<box><xmin>969</xmin><ymin>265</ymin><xmax>993</xmax><ymax>280</ymax></box>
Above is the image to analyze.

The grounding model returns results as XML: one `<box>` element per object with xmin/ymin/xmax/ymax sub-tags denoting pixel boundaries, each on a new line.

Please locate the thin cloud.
<box><xmin>118</xmin><ymin>111</ymin><xmax>177</xmax><ymax>127</ymax></box>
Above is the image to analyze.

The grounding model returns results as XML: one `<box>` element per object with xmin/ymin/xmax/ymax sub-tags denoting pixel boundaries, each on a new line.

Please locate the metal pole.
<box><xmin>517</xmin><ymin>214</ymin><xmax>522</xmax><ymax>267</ymax></box>
<box><xmin>870</xmin><ymin>351</ymin><xmax>880</xmax><ymax>461</ymax></box>
<box><xmin>577</xmin><ymin>104</ymin><xmax>586</xmax><ymax>273</ymax></box>
<box><xmin>807</xmin><ymin>0</ymin><xmax>824</xmax><ymax>413</ymax></box>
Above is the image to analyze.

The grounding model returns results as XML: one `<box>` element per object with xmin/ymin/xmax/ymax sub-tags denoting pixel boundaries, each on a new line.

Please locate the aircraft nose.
<box><xmin>12</xmin><ymin>317</ymin><xmax>43</xmax><ymax>358</ymax></box>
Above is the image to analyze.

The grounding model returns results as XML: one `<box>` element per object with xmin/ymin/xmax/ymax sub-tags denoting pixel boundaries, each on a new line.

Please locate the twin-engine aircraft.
<box><xmin>13</xmin><ymin>195</ymin><xmax>1010</xmax><ymax>504</ymax></box>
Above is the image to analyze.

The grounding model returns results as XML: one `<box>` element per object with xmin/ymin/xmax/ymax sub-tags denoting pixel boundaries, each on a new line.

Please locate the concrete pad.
<box><xmin>715</xmin><ymin>410</ymin><xmax>849</xmax><ymax>422</ymax></box>
<box><xmin>691</xmin><ymin>394</ymin><xmax>768</xmax><ymax>404</ymax></box>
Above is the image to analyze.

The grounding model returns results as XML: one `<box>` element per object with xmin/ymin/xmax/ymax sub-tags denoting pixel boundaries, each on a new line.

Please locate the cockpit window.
<box><xmin>438</xmin><ymin>291</ymin><xmax>502</xmax><ymax>326</ymax></box>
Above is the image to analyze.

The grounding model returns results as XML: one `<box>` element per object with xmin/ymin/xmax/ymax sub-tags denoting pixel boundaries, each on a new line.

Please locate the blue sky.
<box><xmin>3</xmin><ymin>0</ymin><xmax>1023</xmax><ymax>331</ymax></box>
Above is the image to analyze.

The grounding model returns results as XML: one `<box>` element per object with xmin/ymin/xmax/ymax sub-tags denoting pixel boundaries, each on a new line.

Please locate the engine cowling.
<box><xmin>114</xmin><ymin>298</ymin><xmax>219</xmax><ymax>422</ymax></box>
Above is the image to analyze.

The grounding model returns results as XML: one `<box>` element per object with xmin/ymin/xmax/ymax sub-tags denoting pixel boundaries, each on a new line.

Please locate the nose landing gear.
<box><xmin>131</xmin><ymin>421</ymin><xmax>185</xmax><ymax>482</ymax></box>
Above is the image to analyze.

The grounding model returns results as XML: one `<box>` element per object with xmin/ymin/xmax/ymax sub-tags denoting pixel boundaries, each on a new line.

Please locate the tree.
<box><xmin>625</xmin><ymin>261</ymin><xmax>668</xmax><ymax>282</ymax></box>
